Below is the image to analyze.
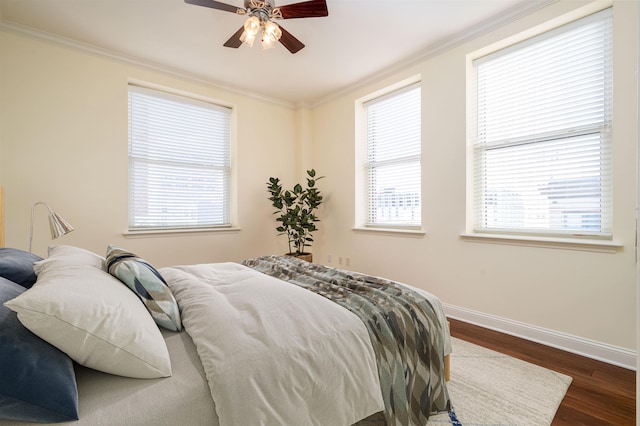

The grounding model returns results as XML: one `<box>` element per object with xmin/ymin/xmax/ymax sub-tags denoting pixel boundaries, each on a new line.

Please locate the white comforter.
<box><xmin>160</xmin><ymin>262</ymin><xmax>385</xmax><ymax>426</ymax></box>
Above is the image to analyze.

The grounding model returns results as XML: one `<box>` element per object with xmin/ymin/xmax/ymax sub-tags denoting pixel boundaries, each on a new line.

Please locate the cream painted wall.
<box><xmin>295</xmin><ymin>107</ymin><xmax>314</xmax><ymax>181</ymax></box>
<box><xmin>0</xmin><ymin>29</ymin><xmax>298</xmax><ymax>266</ymax></box>
<box><xmin>312</xmin><ymin>0</ymin><xmax>638</xmax><ymax>352</ymax></box>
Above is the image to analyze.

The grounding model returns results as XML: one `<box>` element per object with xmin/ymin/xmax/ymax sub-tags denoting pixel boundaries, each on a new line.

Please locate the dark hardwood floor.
<box><xmin>448</xmin><ymin>318</ymin><xmax>636</xmax><ymax>425</ymax></box>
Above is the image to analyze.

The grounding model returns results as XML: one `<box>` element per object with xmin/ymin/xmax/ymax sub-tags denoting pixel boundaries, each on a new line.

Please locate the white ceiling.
<box><xmin>0</xmin><ymin>0</ymin><xmax>551</xmax><ymax>106</ymax></box>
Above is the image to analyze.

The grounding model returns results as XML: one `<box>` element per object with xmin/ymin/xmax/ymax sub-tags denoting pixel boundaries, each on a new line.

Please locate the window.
<box><xmin>360</xmin><ymin>82</ymin><xmax>421</xmax><ymax>228</ymax></box>
<box><xmin>470</xmin><ymin>9</ymin><xmax>612</xmax><ymax>239</ymax></box>
<box><xmin>128</xmin><ymin>85</ymin><xmax>232</xmax><ymax>231</ymax></box>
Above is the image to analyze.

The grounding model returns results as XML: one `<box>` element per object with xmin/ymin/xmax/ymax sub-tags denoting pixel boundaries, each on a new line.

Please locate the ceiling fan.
<box><xmin>184</xmin><ymin>0</ymin><xmax>328</xmax><ymax>54</ymax></box>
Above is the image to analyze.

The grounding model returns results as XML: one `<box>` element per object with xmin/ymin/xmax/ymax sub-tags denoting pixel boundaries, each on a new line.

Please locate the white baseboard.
<box><xmin>444</xmin><ymin>303</ymin><xmax>637</xmax><ymax>371</ymax></box>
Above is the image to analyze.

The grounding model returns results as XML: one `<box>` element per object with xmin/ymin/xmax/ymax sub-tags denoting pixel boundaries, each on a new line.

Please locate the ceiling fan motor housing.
<box><xmin>242</xmin><ymin>0</ymin><xmax>281</xmax><ymax>22</ymax></box>
<box><xmin>244</xmin><ymin>0</ymin><xmax>275</xmax><ymax>8</ymax></box>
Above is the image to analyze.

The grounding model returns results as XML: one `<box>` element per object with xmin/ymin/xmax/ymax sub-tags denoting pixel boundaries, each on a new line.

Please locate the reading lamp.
<box><xmin>29</xmin><ymin>202</ymin><xmax>74</xmax><ymax>253</ymax></box>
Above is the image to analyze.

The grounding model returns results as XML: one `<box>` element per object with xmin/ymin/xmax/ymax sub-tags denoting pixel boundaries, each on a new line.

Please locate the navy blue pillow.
<box><xmin>0</xmin><ymin>248</ymin><xmax>42</xmax><ymax>288</ymax></box>
<box><xmin>0</xmin><ymin>277</ymin><xmax>79</xmax><ymax>422</ymax></box>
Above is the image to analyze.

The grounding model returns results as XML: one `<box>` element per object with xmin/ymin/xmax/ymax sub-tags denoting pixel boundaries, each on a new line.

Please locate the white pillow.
<box><xmin>5</xmin><ymin>264</ymin><xmax>172</xmax><ymax>379</ymax></box>
<box><xmin>33</xmin><ymin>245</ymin><xmax>106</xmax><ymax>275</ymax></box>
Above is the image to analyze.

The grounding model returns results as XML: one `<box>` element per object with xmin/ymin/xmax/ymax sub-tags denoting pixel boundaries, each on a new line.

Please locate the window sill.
<box><xmin>352</xmin><ymin>227</ymin><xmax>426</xmax><ymax>238</ymax></box>
<box><xmin>459</xmin><ymin>232</ymin><xmax>623</xmax><ymax>253</ymax></box>
<box><xmin>124</xmin><ymin>227</ymin><xmax>241</xmax><ymax>239</ymax></box>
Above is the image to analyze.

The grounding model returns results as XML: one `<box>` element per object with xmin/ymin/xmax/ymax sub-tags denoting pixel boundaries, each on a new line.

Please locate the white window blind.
<box><xmin>363</xmin><ymin>83</ymin><xmax>421</xmax><ymax>228</ymax></box>
<box><xmin>128</xmin><ymin>85</ymin><xmax>231</xmax><ymax>231</ymax></box>
<box><xmin>472</xmin><ymin>9</ymin><xmax>612</xmax><ymax>238</ymax></box>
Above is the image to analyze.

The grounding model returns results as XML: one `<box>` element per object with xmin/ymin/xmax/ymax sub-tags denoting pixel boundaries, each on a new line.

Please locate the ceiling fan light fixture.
<box><xmin>240</xmin><ymin>15</ymin><xmax>260</xmax><ymax>46</ymax></box>
<box><xmin>186</xmin><ymin>0</ymin><xmax>328</xmax><ymax>54</ymax></box>
<box><xmin>261</xmin><ymin>21</ymin><xmax>282</xmax><ymax>49</ymax></box>
<box><xmin>240</xmin><ymin>31</ymin><xmax>256</xmax><ymax>47</ymax></box>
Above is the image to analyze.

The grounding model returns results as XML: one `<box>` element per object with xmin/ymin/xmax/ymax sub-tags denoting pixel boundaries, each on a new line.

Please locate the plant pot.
<box><xmin>286</xmin><ymin>252</ymin><xmax>312</xmax><ymax>263</ymax></box>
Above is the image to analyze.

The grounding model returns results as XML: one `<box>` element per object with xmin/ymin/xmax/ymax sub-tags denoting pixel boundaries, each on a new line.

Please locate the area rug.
<box><xmin>355</xmin><ymin>337</ymin><xmax>573</xmax><ymax>426</ymax></box>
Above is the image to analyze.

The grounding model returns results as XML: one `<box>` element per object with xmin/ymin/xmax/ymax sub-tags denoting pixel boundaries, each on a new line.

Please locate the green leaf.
<box><xmin>266</xmin><ymin>171</ymin><xmax>323</xmax><ymax>253</ymax></box>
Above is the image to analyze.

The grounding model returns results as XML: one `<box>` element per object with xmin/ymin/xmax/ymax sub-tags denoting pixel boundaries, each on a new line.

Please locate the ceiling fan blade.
<box><xmin>184</xmin><ymin>0</ymin><xmax>244</xmax><ymax>14</ymax></box>
<box><xmin>276</xmin><ymin>0</ymin><xmax>328</xmax><ymax>19</ymax></box>
<box><xmin>278</xmin><ymin>25</ymin><xmax>305</xmax><ymax>54</ymax></box>
<box><xmin>223</xmin><ymin>26</ymin><xmax>245</xmax><ymax>48</ymax></box>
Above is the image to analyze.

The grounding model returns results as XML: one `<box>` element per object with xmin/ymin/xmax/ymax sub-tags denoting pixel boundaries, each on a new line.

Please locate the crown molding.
<box><xmin>1</xmin><ymin>0</ymin><xmax>559</xmax><ymax>110</ymax></box>
<box><xmin>311</xmin><ymin>0</ymin><xmax>559</xmax><ymax>108</ymax></box>
<box><xmin>0</xmin><ymin>20</ymin><xmax>296</xmax><ymax>109</ymax></box>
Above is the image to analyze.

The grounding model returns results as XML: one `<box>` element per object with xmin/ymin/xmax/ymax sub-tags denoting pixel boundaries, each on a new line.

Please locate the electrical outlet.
<box><xmin>346</xmin><ymin>257</ymin><xmax>351</xmax><ymax>267</ymax></box>
<box><xmin>338</xmin><ymin>257</ymin><xmax>343</xmax><ymax>265</ymax></box>
<box><xmin>327</xmin><ymin>254</ymin><xmax>332</xmax><ymax>263</ymax></box>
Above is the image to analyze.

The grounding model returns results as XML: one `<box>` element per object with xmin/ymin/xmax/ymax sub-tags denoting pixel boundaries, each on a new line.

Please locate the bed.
<box><xmin>0</xmin><ymin>194</ymin><xmax>452</xmax><ymax>426</ymax></box>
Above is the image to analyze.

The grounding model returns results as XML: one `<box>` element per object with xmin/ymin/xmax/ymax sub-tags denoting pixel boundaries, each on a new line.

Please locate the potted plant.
<box><xmin>267</xmin><ymin>169</ymin><xmax>323</xmax><ymax>262</ymax></box>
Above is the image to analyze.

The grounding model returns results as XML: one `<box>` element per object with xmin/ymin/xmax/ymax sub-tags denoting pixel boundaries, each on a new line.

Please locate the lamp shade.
<box><xmin>262</xmin><ymin>21</ymin><xmax>282</xmax><ymax>49</ymax></box>
<box><xmin>30</xmin><ymin>202</ymin><xmax>74</xmax><ymax>253</ymax></box>
<box><xmin>240</xmin><ymin>16</ymin><xmax>260</xmax><ymax>47</ymax></box>
<box><xmin>48</xmin><ymin>212</ymin><xmax>74</xmax><ymax>239</ymax></box>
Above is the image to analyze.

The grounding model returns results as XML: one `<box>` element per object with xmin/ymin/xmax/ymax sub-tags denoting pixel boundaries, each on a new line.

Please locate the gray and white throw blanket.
<box><xmin>242</xmin><ymin>255</ymin><xmax>451</xmax><ymax>426</ymax></box>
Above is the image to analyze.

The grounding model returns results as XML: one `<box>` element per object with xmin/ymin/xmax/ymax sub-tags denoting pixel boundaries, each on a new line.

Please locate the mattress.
<box><xmin>0</xmin><ymin>329</ymin><xmax>217</xmax><ymax>426</ymax></box>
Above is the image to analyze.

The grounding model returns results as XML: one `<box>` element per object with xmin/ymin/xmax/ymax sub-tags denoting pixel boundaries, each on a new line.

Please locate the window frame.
<box><xmin>126</xmin><ymin>83</ymin><xmax>236</xmax><ymax>235</ymax></box>
<box><xmin>463</xmin><ymin>5</ymin><xmax>620</xmax><ymax>251</ymax></box>
<box><xmin>355</xmin><ymin>76</ymin><xmax>423</xmax><ymax>233</ymax></box>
